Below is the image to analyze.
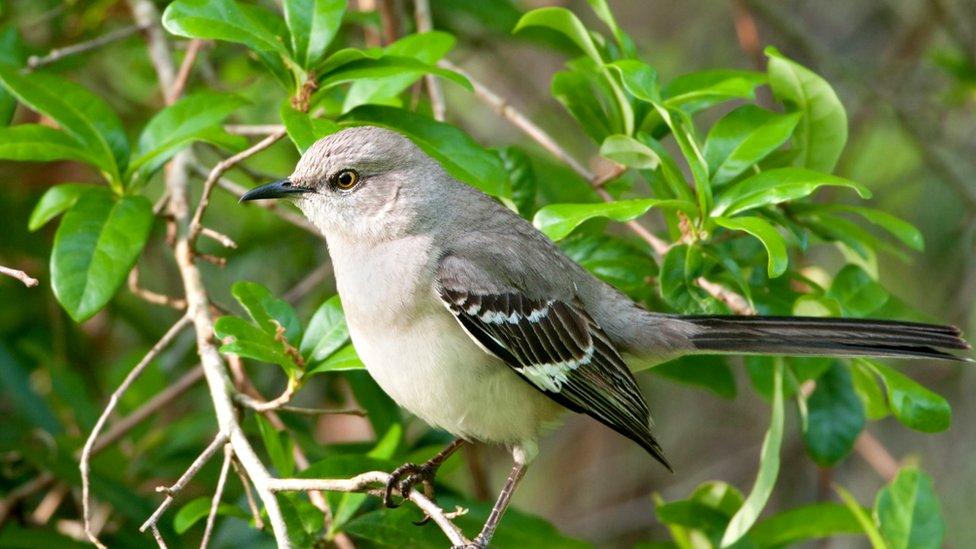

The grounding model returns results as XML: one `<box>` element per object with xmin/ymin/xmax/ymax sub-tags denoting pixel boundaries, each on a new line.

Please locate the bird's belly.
<box><xmin>347</xmin><ymin>308</ymin><xmax>564</xmax><ymax>446</ymax></box>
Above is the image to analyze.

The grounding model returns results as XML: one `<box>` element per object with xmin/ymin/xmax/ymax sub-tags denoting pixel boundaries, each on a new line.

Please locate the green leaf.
<box><xmin>215</xmin><ymin>316</ymin><xmax>300</xmax><ymax>375</ymax></box>
<box><xmin>282</xmin><ymin>0</ymin><xmax>346</xmax><ymax>68</ymax></box>
<box><xmin>651</xmin><ymin>355</ymin><xmax>736</xmax><ymax>398</ymax></box>
<box><xmin>704</xmin><ymin>105</ymin><xmax>801</xmax><ymax>185</ymax></box>
<box><xmin>851</xmin><ymin>359</ymin><xmax>889</xmax><ymax>420</ymax></box>
<box><xmin>51</xmin><ymin>188</ymin><xmax>154</xmax><ymax>321</ymax></box>
<box><xmin>173</xmin><ymin>497</ymin><xmax>248</xmax><ymax>534</ymax></box>
<box><xmin>874</xmin><ymin>467</ymin><xmax>944</xmax><ymax>549</ymax></box>
<box><xmin>826</xmin><ymin>265</ymin><xmax>889</xmax><ymax>317</ymax></box>
<box><xmin>129</xmin><ymin>91</ymin><xmax>248</xmax><ymax>183</ymax></box>
<box><xmin>586</xmin><ymin>0</ymin><xmax>633</xmax><ymax>55</ymax></box>
<box><xmin>306</xmin><ymin>344</ymin><xmax>363</xmax><ymax>375</ymax></box>
<box><xmin>835</xmin><ymin>484</ymin><xmax>887</xmax><ymax>549</ymax></box>
<box><xmin>662</xmin><ymin>69</ymin><xmax>766</xmax><ymax>113</ymax></box>
<box><xmin>720</xmin><ymin>359</ymin><xmax>784</xmax><ymax>547</ymax></box>
<box><xmin>300</xmin><ymin>295</ymin><xmax>349</xmax><ymax>363</ymax></box>
<box><xmin>255</xmin><ymin>414</ymin><xmax>295</xmax><ymax>477</ymax></box>
<box><xmin>823</xmin><ymin>205</ymin><xmax>924</xmax><ymax>251</ymax></box>
<box><xmin>343</xmin><ymin>31</ymin><xmax>456</xmax><ymax>112</ymax></box>
<box><xmin>0</xmin><ymin>124</ymin><xmax>109</xmax><ymax>169</ymax></box>
<box><xmin>712</xmin><ymin>167</ymin><xmax>870</xmax><ymax>217</ymax></box>
<box><xmin>608</xmin><ymin>59</ymin><xmax>661</xmax><ymax>103</ymax></box>
<box><xmin>0</xmin><ymin>67</ymin><xmax>126</xmax><ymax>187</ymax></box>
<box><xmin>660</xmin><ymin>245</ymin><xmax>722</xmax><ymax>314</ymax></box>
<box><xmin>560</xmin><ymin>233</ymin><xmax>658</xmax><ymax>300</ymax></box>
<box><xmin>280</xmin><ymin>103</ymin><xmax>340</xmax><ymax>153</ymax></box>
<box><xmin>534</xmin><ymin>199</ymin><xmax>695</xmax><ymax>241</ymax></box>
<box><xmin>497</xmin><ymin>146</ymin><xmax>538</xmax><ymax>217</ymax></box>
<box><xmin>0</xmin><ymin>28</ymin><xmax>25</xmax><ymax>126</ymax></box>
<box><xmin>714</xmin><ymin>216</ymin><xmax>789</xmax><ymax>278</ymax></box>
<box><xmin>551</xmin><ymin>66</ymin><xmax>620</xmax><ymax>142</ymax></box>
<box><xmin>28</xmin><ymin>183</ymin><xmax>92</xmax><ymax>231</ymax></box>
<box><xmin>749</xmin><ymin>503</ymin><xmax>863</xmax><ymax>547</ymax></box>
<box><xmin>803</xmin><ymin>362</ymin><xmax>864</xmax><ymax>466</ymax></box>
<box><xmin>599</xmin><ymin>134</ymin><xmax>660</xmax><ymax>169</ymax></box>
<box><xmin>862</xmin><ymin>360</ymin><xmax>951</xmax><ymax>433</ymax></box>
<box><xmin>343</xmin><ymin>105</ymin><xmax>510</xmax><ymax>197</ymax></box>
<box><xmin>319</xmin><ymin>55</ymin><xmax>470</xmax><ymax>93</ymax></box>
<box><xmin>514</xmin><ymin>7</ymin><xmax>602</xmax><ymax>63</ymax></box>
<box><xmin>766</xmin><ymin>47</ymin><xmax>848</xmax><ymax>173</ymax></box>
<box><xmin>162</xmin><ymin>0</ymin><xmax>290</xmax><ymax>55</ymax></box>
<box><xmin>231</xmin><ymin>280</ymin><xmax>302</xmax><ymax>343</ymax></box>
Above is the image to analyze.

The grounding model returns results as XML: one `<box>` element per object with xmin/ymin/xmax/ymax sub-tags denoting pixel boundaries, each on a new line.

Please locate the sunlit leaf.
<box><xmin>231</xmin><ymin>281</ymin><xmax>302</xmax><ymax>343</ymax></box>
<box><xmin>300</xmin><ymin>295</ymin><xmax>349</xmax><ymax>363</ymax></box>
<box><xmin>712</xmin><ymin>168</ymin><xmax>870</xmax><ymax>217</ymax></box>
<box><xmin>874</xmin><ymin>467</ymin><xmax>944</xmax><ymax>549</ymax></box>
<box><xmin>749</xmin><ymin>502</ymin><xmax>863</xmax><ymax>547</ymax></box>
<box><xmin>280</xmin><ymin>103</ymin><xmax>340</xmax><ymax>153</ymax></box>
<box><xmin>861</xmin><ymin>359</ymin><xmax>950</xmax><ymax>433</ymax></box>
<box><xmin>534</xmin><ymin>199</ymin><xmax>694</xmax><ymax>241</ymax></box>
<box><xmin>28</xmin><ymin>183</ymin><xmax>92</xmax><ymax>231</ymax></box>
<box><xmin>599</xmin><ymin>134</ymin><xmax>661</xmax><ymax>169</ymax></box>
<box><xmin>704</xmin><ymin>105</ymin><xmax>801</xmax><ymax>185</ymax></box>
<box><xmin>714</xmin><ymin>215</ymin><xmax>789</xmax><ymax>278</ymax></box>
<box><xmin>162</xmin><ymin>0</ymin><xmax>290</xmax><ymax>55</ymax></box>
<box><xmin>283</xmin><ymin>0</ymin><xmax>346</xmax><ymax>68</ymax></box>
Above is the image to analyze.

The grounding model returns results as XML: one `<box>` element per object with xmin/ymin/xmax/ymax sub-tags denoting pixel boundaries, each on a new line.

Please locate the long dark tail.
<box><xmin>684</xmin><ymin>316</ymin><xmax>971</xmax><ymax>361</ymax></box>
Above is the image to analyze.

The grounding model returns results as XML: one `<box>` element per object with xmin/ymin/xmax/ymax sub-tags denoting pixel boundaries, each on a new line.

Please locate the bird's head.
<box><xmin>241</xmin><ymin>125</ymin><xmax>449</xmax><ymax>243</ymax></box>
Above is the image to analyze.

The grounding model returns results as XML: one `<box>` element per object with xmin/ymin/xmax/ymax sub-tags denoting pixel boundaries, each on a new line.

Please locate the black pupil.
<box><xmin>339</xmin><ymin>172</ymin><xmax>353</xmax><ymax>187</ymax></box>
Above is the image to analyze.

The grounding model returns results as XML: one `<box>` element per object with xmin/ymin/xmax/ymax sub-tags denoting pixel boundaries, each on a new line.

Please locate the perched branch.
<box><xmin>199</xmin><ymin>443</ymin><xmax>233</xmax><ymax>549</ymax></box>
<box><xmin>199</xmin><ymin>226</ymin><xmax>238</xmax><ymax>249</ymax></box>
<box><xmin>0</xmin><ymin>265</ymin><xmax>38</xmax><ymax>287</ymax></box>
<box><xmin>81</xmin><ymin>315</ymin><xmax>191</xmax><ymax>548</ymax></box>
<box><xmin>26</xmin><ymin>24</ymin><xmax>145</xmax><ymax>69</ymax></box>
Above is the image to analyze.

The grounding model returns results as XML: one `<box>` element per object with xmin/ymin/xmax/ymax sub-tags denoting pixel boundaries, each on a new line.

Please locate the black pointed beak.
<box><xmin>239</xmin><ymin>179</ymin><xmax>312</xmax><ymax>202</ymax></box>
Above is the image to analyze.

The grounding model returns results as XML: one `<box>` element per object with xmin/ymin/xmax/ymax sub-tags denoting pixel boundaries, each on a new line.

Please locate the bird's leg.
<box><xmin>383</xmin><ymin>438</ymin><xmax>466</xmax><ymax>514</ymax></box>
<box><xmin>467</xmin><ymin>451</ymin><xmax>530</xmax><ymax>548</ymax></box>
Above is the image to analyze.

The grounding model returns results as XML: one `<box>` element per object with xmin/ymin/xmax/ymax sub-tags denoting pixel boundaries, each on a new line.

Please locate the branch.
<box><xmin>0</xmin><ymin>265</ymin><xmax>38</xmax><ymax>287</ymax></box>
<box><xmin>129</xmin><ymin>266</ymin><xmax>187</xmax><ymax>309</ymax></box>
<box><xmin>199</xmin><ymin>443</ymin><xmax>233</xmax><ymax>548</ymax></box>
<box><xmin>26</xmin><ymin>24</ymin><xmax>145</xmax><ymax>69</ymax></box>
<box><xmin>168</xmin><ymin>39</ymin><xmax>205</xmax><ymax>104</ymax></box>
<box><xmin>224</xmin><ymin>124</ymin><xmax>286</xmax><ymax>135</ymax></box>
<box><xmin>415</xmin><ymin>0</ymin><xmax>446</xmax><ymax>121</ymax></box>
<box><xmin>81</xmin><ymin>315</ymin><xmax>191</xmax><ymax>548</ymax></box>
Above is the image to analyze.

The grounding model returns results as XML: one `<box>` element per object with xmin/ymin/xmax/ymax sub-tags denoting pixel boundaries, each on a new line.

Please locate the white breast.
<box><xmin>326</xmin><ymin>235</ymin><xmax>563</xmax><ymax>446</ymax></box>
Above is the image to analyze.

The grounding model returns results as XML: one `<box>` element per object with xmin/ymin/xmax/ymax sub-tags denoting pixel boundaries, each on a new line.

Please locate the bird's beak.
<box><xmin>239</xmin><ymin>179</ymin><xmax>312</xmax><ymax>202</ymax></box>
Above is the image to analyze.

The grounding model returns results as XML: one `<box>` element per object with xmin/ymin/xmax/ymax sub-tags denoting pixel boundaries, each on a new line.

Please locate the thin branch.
<box><xmin>224</xmin><ymin>124</ymin><xmax>286</xmax><ymax>135</ymax></box>
<box><xmin>200</xmin><ymin>444</ymin><xmax>233</xmax><ymax>549</ymax></box>
<box><xmin>0</xmin><ymin>265</ymin><xmax>39</xmax><ymax>287</ymax></box>
<box><xmin>188</xmin><ymin>130</ymin><xmax>287</xmax><ymax>243</ymax></box>
<box><xmin>81</xmin><ymin>315</ymin><xmax>191</xmax><ymax>548</ymax></box>
<box><xmin>199</xmin><ymin>226</ymin><xmax>238</xmax><ymax>249</ymax></box>
<box><xmin>0</xmin><ymin>472</ymin><xmax>55</xmax><ymax>527</ymax></box>
<box><xmin>150</xmin><ymin>525</ymin><xmax>169</xmax><ymax>548</ymax></box>
<box><xmin>168</xmin><ymin>39</ymin><xmax>204</xmax><ymax>104</ymax></box>
<box><xmin>854</xmin><ymin>432</ymin><xmax>899</xmax><ymax>482</ymax></box>
<box><xmin>128</xmin><ymin>0</ymin><xmax>175</xmax><ymax>94</ymax></box>
<box><xmin>415</xmin><ymin>0</ymin><xmax>446</xmax><ymax>121</ymax></box>
<box><xmin>231</xmin><ymin>459</ymin><xmax>264</xmax><ymax>530</ymax></box>
<box><xmin>26</xmin><ymin>24</ymin><xmax>145</xmax><ymax>69</ymax></box>
<box><xmin>129</xmin><ymin>266</ymin><xmax>187</xmax><ymax>309</ymax></box>
<box><xmin>234</xmin><ymin>379</ymin><xmax>298</xmax><ymax>412</ymax></box>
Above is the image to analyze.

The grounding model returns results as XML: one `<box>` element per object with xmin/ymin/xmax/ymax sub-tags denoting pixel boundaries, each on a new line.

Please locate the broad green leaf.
<box><xmin>0</xmin><ymin>344</ymin><xmax>62</xmax><ymax>435</ymax></box>
<box><xmin>497</xmin><ymin>146</ymin><xmax>538</xmax><ymax>217</ymax></box>
<box><xmin>712</xmin><ymin>168</ymin><xmax>870</xmax><ymax>217</ymax></box>
<box><xmin>660</xmin><ymin>245</ymin><xmax>723</xmax><ymax>314</ymax></box>
<box><xmin>599</xmin><ymin>134</ymin><xmax>660</xmax><ymax>169</ymax></box>
<box><xmin>329</xmin><ymin>424</ymin><xmax>403</xmax><ymax>532</ymax></box>
<box><xmin>231</xmin><ymin>281</ymin><xmax>302</xmax><ymax>343</ymax></box>
<box><xmin>0</xmin><ymin>124</ymin><xmax>109</xmax><ymax>168</ymax></box>
<box><xmin>766</xmin><ymin>47</ymin><xmax>847</xmax><ymax>173</ymax></box>
<box><xmin>608</xmin><ymin>59</ymin><xmax>661</xmax><ymax>103</ymax></box>
<box><xmin>714</xmin><ymin>215</ymin><xmax>789</xmax><ymax>278</ymax></box>
<box><xmin>0</xmin><ymin>67</ymin><xmax>125</xmax><ymax>187</ymax></box>
<box><xmin>551</xmin><ymin>67</ymin><xmax>619</xmax><ymax>142</ymax></box>
<box><xmin>0</xmin><ymin>28</ymin><xmax>26</xmax><ymax>126</ymax></box>
<box><xmin>534</xmin><ymin>199</ymin><xmax>695</xmax><ymax>241</ymax></box>
<box><xmin>173</xmin><ymin>497</ymin><xmax>247</xmax><ymax>534</ymax></box>
<box><xmin>560</xmin><ymin>233</ymin><xmax>658</xmax><ymax>300</ymax></box>
<box><xmin>343</xmin><ymin>105</ymin><xmax>509</xmax><ymax>197</ymax></box>
<box><xmin>720</xmin><ymin>360</ymin><xmax>784</xmax><ymax>547</ymax></box>
<box><xmin>652</xmin><ymin>355</ymin><xmax>736</xmax><ymax>398</ymax></box>
<box><xmin>255</xmin><ymin>414</ymin><xmax>295</xmax><ymax>477</ymax></box>
<box><xmin>128</xmin><ymin>91</ymin><xmax>248</xmax><ymax>182</ymax></box>
<box><xmin>162</xmin><ymin>0</ymin><xmax>289</xmax><ymax>55</ymax></box>
<box><xmin>835</xmin><ymin>485</ymin><xmax>886</xmax><ymax>549</ymax></box>
<box><xmin>300</xmin><ymin>295</ymin><xmax>349</xmax><ymax>363</ymax></box>
<box><xmin>647</xmin><ymin>102</ymin><xmax>712</xmax><ymax>214</ymax></box>
<box><xmin>514</xmin><ymin>7</ymin><xmax>602</xmax><ymax>63</ymax></box>
<box><xmin>704</xmin><ymin>105</ymin><xmax>801</xmax><ymax>185</ymax></box>
<box><xmin>51</xmin><ymin>188</ymin><xmax>153</xmax><ymax>321</ymax></box>
<box><xmin>215</xmin><ymin>316</ymin><xmax>300</xmax><ymax>375</ymax></box>
<box><xmin>28</xmin><ymin>183</ymin><xmax>92</xmax><ymax>231</ymax></box>
<box><xmin>306</xmin><ymin>344</ymin><xmax>363</xmax><ymax>375</ymax></box>
<box><xmin>749</xmin><ymin>502</ymin><xmax>863</xmax><ymax>547</ymax></box>
<box><xmin>343</xmin><ymin>31</ymin><xmax>456</xmax><ymax>112</ymax></box>
<box><xmin>851</xmin><ymin>359</ymin><xmax>889</xmax><ymax>420</ymax></box>
<box><xmin>874</xmin><ymin>467</ymin><xmax>944</xmax><ymax>549</ymax></box>
<box><xmin>862</xmin><ymin>360</ymin><xmax>950</xmax><ymax>432</ymax></box>
<box><xmin>662</xmin><ymin>69</ymin><xmax>766</xmax><ymax>113</ymax></box>
<box><xmin>585</xmin><ymin>0</ymin><xmax>633</xmax><ymax>55</ymax></box>
<box><xmin>826</xmin><ymin>265</ymin><xmax>889</xmax><ymax>317</ymax></box>
<box><xmin>283</xmin><ymin>0</ymin><xmax>346</xmax><ymax>68</ymax></box>
<box><xmin>280</xmin><ymin>103</ymin><xmax>340</xmax><ymax>153</ymax></box>
<box><xmin>820</xmin><ymin>204</ymin><xmax>924</xmax><ymax>251</ymax></box>
<box><xmin>319</xmin><ymin>55</ymin><xmax>471</xmax><ymax>93</ymax></box>
<box><xmin>656</xmin><ymin>500</ymin><xmax>730</xmax><ymax>534</ymax></box>
<box><xmin>803</xmin><ymin>362</ymin><xmax>864</xmax><ymax>466</ymax></box>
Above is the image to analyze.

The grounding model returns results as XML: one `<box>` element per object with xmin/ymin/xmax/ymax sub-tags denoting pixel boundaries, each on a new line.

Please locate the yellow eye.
<box><xmin>335</xmin><ymin>169</ymin><xmax>359</xmax><ymax>190</ymax></box>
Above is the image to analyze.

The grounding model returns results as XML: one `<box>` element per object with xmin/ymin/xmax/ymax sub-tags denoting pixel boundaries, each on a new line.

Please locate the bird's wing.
<box><xmin>436</xmin><ymin>253</ymin><xmax>669</xmax><ymax>468</ymax></box>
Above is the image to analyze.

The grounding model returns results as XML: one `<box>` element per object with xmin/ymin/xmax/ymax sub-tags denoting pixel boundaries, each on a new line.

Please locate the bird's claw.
<box><xmin>383</xmin><ymin>461</ymin><xmax>438</xmax><ymax>517</ymax></box>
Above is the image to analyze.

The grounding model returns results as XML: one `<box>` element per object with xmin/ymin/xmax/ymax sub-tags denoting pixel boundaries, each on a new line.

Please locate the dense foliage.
<box><xmin>1</xmin><ymin>1</ymin><xmax>972</xmax><ymax>547</ymax></box>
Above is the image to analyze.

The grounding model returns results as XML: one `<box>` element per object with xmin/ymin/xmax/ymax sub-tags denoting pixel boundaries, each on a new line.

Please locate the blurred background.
<box><xmin>0</xmin><ymin>0</ymin><xmax>974</xmax><ymax>547</ymax></box>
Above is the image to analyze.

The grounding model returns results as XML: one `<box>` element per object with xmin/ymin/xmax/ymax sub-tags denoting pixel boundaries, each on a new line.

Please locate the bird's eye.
<box><xmin>334</xmin><ymin>169</ymin><xmax>359</xmax><ymax>190</ymax></box>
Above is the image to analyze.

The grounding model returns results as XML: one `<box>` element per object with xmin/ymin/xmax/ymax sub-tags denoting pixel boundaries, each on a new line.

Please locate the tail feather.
<box><xmin>684</xmin><ymin>315</ymin><xmax>971</xmax><ymax>361</ymax></box>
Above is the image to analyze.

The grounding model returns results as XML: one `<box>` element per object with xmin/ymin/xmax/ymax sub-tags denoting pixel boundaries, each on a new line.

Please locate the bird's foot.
<box><xmin>383</xmin><ymin>461</ymin><xmax>439</xmax><ymax>521</ymax></box>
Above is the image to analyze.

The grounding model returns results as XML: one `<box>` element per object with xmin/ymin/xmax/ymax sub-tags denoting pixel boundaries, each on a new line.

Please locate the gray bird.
<box><xmin>241</xmin><ymin>126</ymin><xmax>970</xmax><ymax>547</ymax></box>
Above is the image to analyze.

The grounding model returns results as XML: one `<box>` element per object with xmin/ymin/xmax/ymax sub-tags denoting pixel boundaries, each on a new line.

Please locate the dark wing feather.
<box><xmin>437</xmin><ymin>259</ymin><xmax>670</xmax><ymax>469</ymax></box>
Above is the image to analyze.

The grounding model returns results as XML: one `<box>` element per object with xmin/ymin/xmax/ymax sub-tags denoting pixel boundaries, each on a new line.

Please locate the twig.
<box><xmin>81</xmin><ymin>315</ymin><xmax>191</xmax><ymax>548</ymax></box>
<box><xmin>128</xmin><ymin>0</ymin><xmax>175</xmax><ymax>93</ymax></box>
<box><xmin>235</xmin><ymin>392</ymin><xmax>366</xmax><ymax>416</ymax></box>
<box><xmin>223</xmin><ymin>124</ymin><xmax>286</xmax><ymax>135</ymax></box>
<box><xmin>150</xmin><ymin>525</ymin><xmax>168</xmax><ymax>548</ymax></box>
<box><xmin>415</xmin><ymin>0</ymin><xmax>446</xmax><ymax>121</ymax></box>
<box><xmin>31</xmin><ymin>482</ymin><xmax>69</xmax><ymax>525</ymax></box>
<box><xmin>129</xmin><ymin>266</ymin><xmax>187</xmax><ymax>309</ymax></box>
<box><xmin>168</xmin><ymin>39</ymin><xmax>204</xmax><ymax>104</ymax></box>
<box><xmin>234</xmin><ymin>379</ymin><xmax>298</xmax><ymax>412</ymax></box>
<box><xmin>231</xmin><ymin>459</ymin><xmax>264</xmax><ymax>530</ymax></box>
<box><xmin>854</xmin><ymin>432</ymin><xmax>899</xmax><ymax>482</ymax></box>
<box><xmin>0</xmin><ymin>472</ymin><xmax>55</xmax><ymax>527</ymax></box>
<box><xmin>188</xmin><ymin>130</ymin><xmax>287</xmax><ymax>243</ymax></box>
<box><xmin>26</xmin><ymin>24</ymin><xmax>144</xmax><ymax>69</ymax></box>
<box><xmin>0</xmin><ymin>265</ymin><xmax>38</xmax><ymax>287</ymax></box>
<box><xmin>269</xmin><ymin>473</ymin><xmax>469</xmax><ymax>546</ymax></box>
<box><xmin>200</xmin><ymin>444</ymin><xmax>233</xmax><ymax>548</ymax></box>
<box><xmin>199</xmin><ymin>227</ymin><xmax>238</xmax><ymax>249</ymax></box>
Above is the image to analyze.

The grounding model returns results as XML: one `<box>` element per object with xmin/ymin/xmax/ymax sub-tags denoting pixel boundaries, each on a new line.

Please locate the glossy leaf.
<box><xmin>280</xmin><ymin>103</ymin><xmax>340</xmax><ymax>153</ymax></box>
<box><xmin>704</xmin><ymin>105</ymin><xmax>801</xmax><ymax>185</ymax></box>
<box><xmin>712</xmin><ymin>168</ymin><xmax>870</xmax><ymax>217</ymax></box>
<box><xmin>874</xmin><ymin>467</ymin><xmax>944</xmax><ymax>549</ymax></box>
<box><xmin>215</xmin><ymin>316</ymin><xmax>300</xmax><ymax>375</ymax></box>
<box><xmin>174</xmin><ymin>497</ymin><xmax>247</xmax><ymax>534</ymax></box>
<box><xmin>514</xmin><ymin>7</ymin><xmax>602</xmax><ymax>63</ymax></box>
<box><xmin>305</xmin><ymin>344</ymin><xmax>363</xmax><ymax>375</ymax></box>
<box><xmin>660</xmin><ymin>245</ymin><xmax>722</xmax><ymax>314</ymax></box>
<box><xmin>162</xmin><ymin>0</ymin><xmax>289</xmax><ymax>55</ymax></box>
<box><xmin>231</xmin><ymin>281</ymin><xmax>302</xmax><ymax>344</ymax></box>
<box><xmin>662</xmin><ymin>69</ymin><xmax>766</xmax><ymax>113</ymax></box>
<box><xmin>0</xmin><ymin>28</ymin><xmax>25</xmax><ymax>125</ymax></box>
<box><xmin>255</xmin><ymin>414</ymin><xmax>295</xmax><ymax>477</ymax></box>
<box><xmin>714</xmin><ymin>215</ymin><xmax>789</xmax><ymax>278</ymax></box>
<box><xmin>609</xmin><ymin>59</ymin><xmax>660</xmax><ymax>103</ymax></box>
<box><xmin>819</xmin><ymin>204</ymin><xmax>924</xmax><ymax>251</ymax></box>
<box><xmin>534</xmin><ymin>199</ymin><xmax>695</xmax><ymax>241</ymax></box>
<box><xmin>319</xmin><ymin>55</ymin><xmax>470</xmax><ymax>93</ymax></box>
<box><xmin>300</xmin><ymin>295</ymin><xmax>349</xmax><ymax>363</ymax></box>
<box><xmin>551</xmin><ymin>65</ymin><xmax>621</xmax><ymax>142</ymax></box>
<box><xmin>560</xmin><ymin>233</ymin><xmax>658</xmax><ymax>300</ymax></box>
<box><xmin>766</xmin><ymin>47</ymin><xmax>848</xmax><ymax>173</ymax></box>
<box><xmin>600</xmin><ymin>134</ymin><xmax>660</xmax><ymax>169</ymax></box>
<box><xmin>0</xmin><ymin>125</ymin><xmax>106</xmax><ymax>171</ymax></box>
<box><xmin>129</xmin><ymin>91</ymin><xmax>248</xmax><ymax>182</ymax></box>
<box><xmin>28</xmin><ymin>183</ymin><xmax>92</xmax><ymax>231</ymax></box>
<box><xmin>802</xmin><ymin>362</ymin><xmax>864</xmax><ymax>466</ymax></box>
<box><xmin>720</xmin><ymin>360</ymin><xmax>784</xmax><ymax>547</ymax></box>
<box><xmin>497</xmin><ymin>146</ymin><xmax>538</xmax><ymax>217</ymax></box>
<box><xmin>851</xmin><ymin>359</ymin><xmax>889</xmax><ymax>420</ymax></box>
<box><xmin>343</xmin><ymin>105</ymin><xmax>509</xmax><ymax>197</ymax></box>
<box><xmin>51</xmin><ymin>188</ymin><xmax>153</xmax><ymax>321</ymax></box>
<box><xmin>863</xmin><ymin>360</ymin><xmax>951</xmax><ymax>432</ymax></box>
<box><xmin>826</xmin><ymin>264</ymin><xmax>889</xmax><ymax>317</ymax></box>
<box><xmin>749</xmin><ymin>503</ymin><xmax>862</xmax><ymax>547</ymax></box>
<box><xmin>282</xmin><ymin>0</ymin><xmax>346</xmax><ymax>68</ymax></box>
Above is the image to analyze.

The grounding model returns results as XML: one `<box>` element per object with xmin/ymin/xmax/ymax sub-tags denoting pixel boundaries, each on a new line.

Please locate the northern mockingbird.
<box><xmin>241</xmin><ymin>126</ymin><xmax>970</xmax><ymax>547</ymax></box>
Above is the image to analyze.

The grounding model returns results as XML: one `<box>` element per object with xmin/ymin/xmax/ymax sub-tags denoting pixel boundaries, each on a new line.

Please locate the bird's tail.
<box><xmin>683</xmin><ymin>315</ymin><xmax>971</xmax><ymax>361</ymax></box>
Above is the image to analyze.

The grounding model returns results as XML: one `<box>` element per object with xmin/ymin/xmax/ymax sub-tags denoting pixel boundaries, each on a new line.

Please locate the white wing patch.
<box><xmin>521</xmin><ymin>343</ymin><xmax>594</xmax><ymax>392</ymax></box>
